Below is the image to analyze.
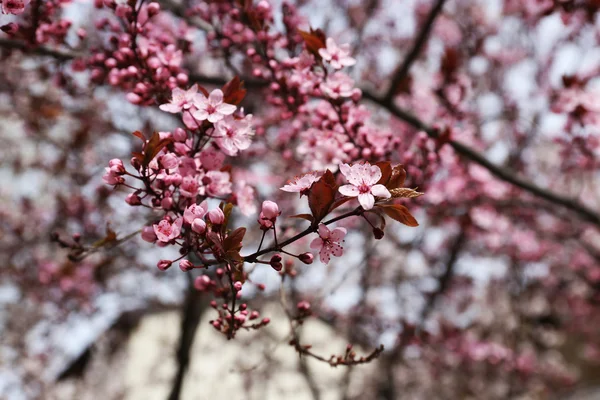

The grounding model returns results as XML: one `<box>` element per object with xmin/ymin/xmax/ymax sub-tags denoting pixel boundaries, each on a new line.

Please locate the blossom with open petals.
<box><xmin>310</xmin><ymin>224</ymin><xmax>346</xmax><ymax>264</ymax></box>
<box><xmin>214</xmin><ymin>115</ymin><xmax>254</xmax><ymax>156</ymax></box>
<box><xmin>2</xmin><ymin>0</ymin><xmax>29</xmax><ymax>14</ymax></box>
<box><xmin>153</xmin><ymin>217</ymin><xmax>183</xmax><ymax>243</ymax></box>
<box><xmin>338</xmin><ymin>162</ymin><xmax>391</xmax><ymax>210</ymax></box>
<box><xmin>318</xmin><ymin>38</ymin><xmax>356</xmax><ymax>70</ymax></box>
<box><xmin>159</xmin><ymin>84</ymin><xmax>200</xmax><ymax>113</ymax></box>
<box><xmin>280</xmin><ymin>172</ymin><xmax>321</xmax><ymax>196</ymax></box>
<box><xmin>192</xmin><ymin>89</ymin><xmax>236</xmax><ymax>123</ymax></box>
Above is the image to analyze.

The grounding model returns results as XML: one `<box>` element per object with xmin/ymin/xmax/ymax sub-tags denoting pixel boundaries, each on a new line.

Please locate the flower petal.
<box><xmin>318</xmin><ymin>223</ymin><xmax>330</xmax><ymax>239</ymax></box>
<box><xmin>330</xmin><ymin>227</ymin><xmax>347</xmax><ymax>242</ymax></box>
<box><xmin>330</xmin><ymin>243</ymin><xmax>343</xmax><ymax>257</ymax></box>
<box><xmin>310</xmin><ymin>237</ymin><xmax>323</xmax><ymax>249</ymax></box>
<box><xmin>216</xmin><ymin>103</ymin><xmax>237</xmax><ymax>115</ymax></box>
<box><xmin>209</xmin><ymin>89</ymin><xmax>224</xmax><ymax>104</ymax></box>
<box><xmin>358</xmin><ymin>193</ymin><xmax>375</xmax><ymax>210</ymax></box>
<box><xmin>370</xmin><ymin>184</ymin><xmax>391</xmax><ymax>198</ymax></box>
<box><xmin>338</xmin><ymin>184</ymin><xmax>359</xmax><ymax>197</ymax></box>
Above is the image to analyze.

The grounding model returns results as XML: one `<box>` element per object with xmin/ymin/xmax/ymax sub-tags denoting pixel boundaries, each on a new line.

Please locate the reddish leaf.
<box><xmin>308</xmin><ymin>171</ymin><xmax>336</xmax><ymax>223</ymax></box>
<box><xmin>207</xmin><ymin>231</ymin><xmax>223</xmax><ymax>253</ymax></box>
<box><xmin>141</xmin><ymin>132</ymin><xmax>172</xmax><ymax>168</ymax></box>
<box><xmin>224</xmin><ymin>227</ymin><xmax>246</xmax><ymax>252</ymax></box>
<box><xmin>197</xmin><ymin>85</ymin><xmax>209</xmax><ymax>97</ymax></box>
<box><xmin>132</xmin><ymin>130</ymin><xmax>145</xmax><ymax>141</ymax></box>
<box><xmin>386</xmin><ymin>164</ymin><xmax>407</xmax><ymax>189</ymax></box>
<box><xmin>222</xmin><ymin>76</ymin><xmax>247</xmax><ymax>105</ymax></box>
<box><xmin>378</xmin><ymin>204</ymin><xmax>419</xmax><ymax>227</ymax></box>
<box><xmin>298</xmin><ymin>28</ymin><xmax>326</xmax><ymax>57</ymax></box>
<box><xmin>289</xmin><ymin>213</ymin><xmax>314</xmax><ymax>222</ymax></box>
<box><xmin>220</xmin><ymin>202</ymin><xmax>234</xmax><ymax>233</ymax></box>
<box><xmin>375</xmin><ymin>161</ymin><xmax>392</xmax><ymax>185</ymax></box>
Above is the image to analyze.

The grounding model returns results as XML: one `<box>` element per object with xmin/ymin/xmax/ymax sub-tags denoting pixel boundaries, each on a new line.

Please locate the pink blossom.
<box><xmin>180</xmin><ymin>175</ymin><xmax>200</xmax><ymax>197</ymax></box>
<box><xmin>207</xmin><ymin>208</ymin><xmax>225</xmax><ymax>224</ymax></box>
<box><xmin>153</xmin><ymin>217</ymin><xmax>183</xmax><ymax>243</ymax></box>
<box><xmin>160</xmin><ymin>153</ymin><xmax>179</xmax><ymax>169</ymax></box>
<box><xmin>280</xmin><ymin>172</ymin><xmax>321</xmax><ymax>195</ymax></box>
<box><xmin>318</xmin><ymin>38</ymin><xmax>356</xmax><ymax>69</ymax></box>
<box><xmin>320</xmin><ymin>72</ymin><xmax>355</xmax><ymax>99</ymax></box>
<box><xmin>156</xmin><ymin>44</ymin><xmax>183</xmax><ymax>68</ymax></box>
<box><xmin>258</xmin><ymin>200</ymin><xmax>280</xmax><ymax>228</ymax></box>
<box><xmin>199</xmin><ymin>147</ymin><xmax>225</xmax><ymax>170</ymax></box>
<box><xmin>204</xmin><ymin>170</ymin><xmax>232</xmax><ymax>197</ymax></box>
<box><xmin>191</xmin><ymin>89</ymin><xmax>237</xmax><ymax>123</ymax></box>
<box><xmin>102</xmin><ymin>167</ymin><xmax>124</xmax><ymax>185</ymax></box>
<box><xmin>310</xmin><ymin>224</ymin><xmax>347</xmax><ymax>264</ymax></box>
<box><xmin>214</xmin><ymin>115</ymin><xmax>254</xmax><ymax>156</ymax></box>
<box><xmin>183</xmin><ymin>200</ymin><xmax>208</xmax><ymax>224</ymax></box>
<box><xmin>2</xmin><ymin>0</ymin><xmax>29</xmax><ymax>14</ymax></box>
<box><xmin>191</xmin><ymin>218</ymin><xmax>206</xmax><ymax>234</ymax></box>
<box><xmin>141</xmin><ymin>226</ymin><xmax>157</xmax><ymax>242</ymax></box>
<box><xmin>236</xmin><ymin>182</ymin><xmax>257</xmax><ymax>216</ymax></box>
<box><xmin>159</xmin><ymin>84</ymin><xmax>199</xmax><ymax>114</ymax></box>
<box><xmin>338</xmin><ymin>162</ymin><xmax>391</xmax><ymax>210</ymax></box>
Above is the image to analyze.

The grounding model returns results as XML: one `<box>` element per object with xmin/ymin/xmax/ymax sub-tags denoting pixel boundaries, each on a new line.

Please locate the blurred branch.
<box><xmin>167</xmin><ymin>274</ymin><xmax>208</xmax><ymax>400</ymax></box>
<box><xmin>0</xmin><ymin>37</ymin><xmax>76</xmax><ymax>60</ymax></box>
<box><xmin>383</xmin><ymin>0</ymin><xmax>448</xmax><ymax>103</ymax></box>
<box><xmin>362</xmin><ymin>91</ymin><xmax>600</xmax><ymax>228</ymax></box>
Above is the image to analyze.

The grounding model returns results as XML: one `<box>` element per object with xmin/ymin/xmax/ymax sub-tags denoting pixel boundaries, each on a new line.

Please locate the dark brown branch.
<box><xmin>167</xmin><ymin>275</ymin><xmax>208</xmax><ymax>400</ymax></box>
<box><xmin>383</xmin><ymin>0</ymin><xmax>448</xmax><ymax>103</ymax></box>
<box><xmin>0</xmin><ymin>37</ymin><xmax>76</xmax><ymax>60</ymax></box>
<box><xmin>362</xmin><ymin>91</ymin><xmax>600</xmax><ymax>228</ymax></box>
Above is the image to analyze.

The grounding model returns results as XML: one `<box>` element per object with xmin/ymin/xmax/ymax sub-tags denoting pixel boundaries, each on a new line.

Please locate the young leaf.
<box><xmin>386</xmin><ymin>164</ymin><xmax>407</xmax><ymax>189</ymax></box>
<box><xmin>298</xmin><ymin>28</ymin><xmax>326</xmax><ymax>57</ymax></box>
<box><xmin>142</xmin><ymin>132</ymin><xmax>172</xmax><ymax>167</ymax></box>
<box><xmin>223</xmin><ymin>227</ymin><xmax>246</xmax><ymax>252</ymax></box>
<box><xmin>375</xmin><ymin>161</ymin><xmax>392</xmax><ymax>185</ymax></box>
<box><xmin>378</xmin><ymin>204</ymin><xmax>419</xmax><ymax>227</ymax></box>
<box><xmin>222</xmin><ymin>76</ymin><xmax>247</xmax><ymax>105</ymax></box>
<box><xmin>308</xmin><ymin>171</ymin><xmax>336</xmax><ymax>223</ymax></box>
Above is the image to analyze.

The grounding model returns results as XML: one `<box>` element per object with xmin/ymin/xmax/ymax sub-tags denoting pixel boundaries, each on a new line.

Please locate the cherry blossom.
<box><xmin>280</xmin><ymin>172</ymin><xmax>322</xmax><ymax>195</ymax></box>
<box><xmin>318</xmin><ymin>38</ymin><xmax>356</xmax><ymax>69</ymax></box>
<box><xmin>320</xmin><ymin>72</ymin><xmax>355</xmax><ymax>99</ymax></box>
<box><xmin>183</xmin><ymin>201</ymin><xmax>208</xmax><ymax>224</ymax></box>
<box><xmin>310</xmin><ymin>224</ymin><xmax>347</xmax><ymax>264</ymax></box>
<box><xmin>1</xmin><ymin>0</ymin><xmax>28</xmax><ymax>15</ymax></box>
<box><xmin>192</xmin><ymin>89</ymin><xmax>237</xmax><ymax>123</ymax></box>
<box><xmin>153</xmin><ymin>217</ymin><xmax>183</xmax><ymax>243</ymax></box>
<box><xmin>159</xmin><ymin>84</ymin><xmax>200</xmax><ymax>114</ymax></box>
<box><xmin>338</xmin><ymin>162</ymin><xmax>391</xmax><ymax>210</ymax></box>
<box><xmin>214</xmin><ymin>115</ymin><xmax>254</xmax><ymax>156</ymax></box>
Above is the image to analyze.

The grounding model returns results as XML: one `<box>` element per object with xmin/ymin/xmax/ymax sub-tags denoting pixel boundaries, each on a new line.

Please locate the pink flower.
<box><xmin>236</xmin><ymin>182</ymin><xmax>257</xmax><ymax>216</ymax></box>
<box><xmin>183</xmin><ymin>200</ymin><xmax>208</xmax><ymax>224</ymax></box>
<box><xmin>192</xmin><ymin>89</ymin><xmax>237</xmax><ymax>123</ymax></box>
<box><xmin>310</xmin><ymin>224</ymin><xmax>346</xmax><ymax>264</ymax></box>
<box><xmin>153</xmin><ymin>217</ymin><xmax>183</xmax><ymax>243</ymax></box>
<box><xmin>180</xmin><ymin>175</ymin><xmax>200</xmax><ymax>197</ymax></box>
<box><xmin>2</xmin><ymin>0</ymin><xmax>29</xmax><ymax>14</ymax></box>
<box><xmin>214</xmin><ymin>115</ymin><xmax>254</xmax><ymax>156</ymax></box>
<box><xmin>159</xmin><ymin>84</ymin><xmax>199</xmax><ymax>114</ymax></box>
<box><xmin>320</xmin><ymin>72</ymin><xmax>355</xmax><ymax>99</ymax></box>
<box><xmin>280</xmin><ymin>172</ymin><xmax>321</xmax><ymax>196</ymax></box>
<box><xmin>338</xmin><ymin>162</ymin><xmax>391</xmax><ymax>210</ymax></box>
<box><xmin>207</xmin><ymin>208</ymin><xmax>225</xmax><ymax>225</ymax></box>
<box><xmin>258</xmin><ymin>200</ymin><xmax>280</xmax><ymax>229</ymax></box>
<box><xmin>160</xmin><ymin>153</ymin><xmax>179</xmax><ymax>169</ymax></box>
<box><xmin>199</xmin><ymin>147</ymin><xmax>225</xmax><ymax>170</ymax></box>
<box><xmin>156</xmin><ymin>44</ymin><xmax>183</xmax><ymax>68</ymax></box>
<box><xmin>102</xmin><ymin>168</ymin><xmax>124</xmax><ymax>185</ymax></box>
<box><xmin>204</xmin><ymin>170</ymin><xmax>232</xmax><ymax>197</ymax></box>
<box><xmin>318</xmin><ymin>38</ymin><xmax>356</xmax><ymax>70</ymax></box>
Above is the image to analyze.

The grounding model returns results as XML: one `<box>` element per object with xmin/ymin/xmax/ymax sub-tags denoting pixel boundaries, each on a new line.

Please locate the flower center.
<box><xmin>358</xmin><ymin>182</ymin><xmax>370</xmax><ymax>194</ymax></box>
<box><xmin>206</xmin><ymin>105</ymin><xmax>216</xmax><ymax>114</ymax></box>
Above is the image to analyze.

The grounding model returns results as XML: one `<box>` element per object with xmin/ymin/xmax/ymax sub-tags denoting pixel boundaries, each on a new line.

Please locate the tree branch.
<box><xmin>383</xmin><ymin>0</ymin><xmax>448</xmax><ymax>103</ymax></box>
<box><xmin>362</xmin><ymin>91</ymin><xmax>600</xmax><ymax>228</ymax></box>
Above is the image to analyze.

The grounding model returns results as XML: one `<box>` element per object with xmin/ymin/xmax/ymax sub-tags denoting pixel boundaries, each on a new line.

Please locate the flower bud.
<box><xmin>297</xmin><ymin>300</ymin><xmax>311</xmax><ymax>312</ymax></box>
<box><xmin>126</xmin><ymin>193</ymin><xmax>141</xmax><ymax>206</ymax></box>
<box><xmin>191</xmin><ymin>218</ymin><xmax>206</xmax><ymax>234</ymax></box>
<box><xmin>141</xmin><ymin>226</ymin><xmax>157</xmax><ymax>242</ymax></box>
<box><xmin>298</xmin><ymin>252</ymin><xmax>314</xmax><ymax>264</ymax></box>
<box><xmin>233</xmin><ymin>281</ymin><xmax>243</xmax><ymax>291</ymax></box>
<box><xmin>207</xmin><ymin>208</ymin><xmax>225</xmax><ymax>225</ymax></box>
<box><xmin>179</xmin><ymin>259</ymin><xmax>194</xmax><ymax>271</ymax></box>
<box><xmin>261</xmin><ymin>200</ymin><xmax>280</xmax><ymax>220</ymax></box>
<box><xmin>147</xmin><ymin>2</ymin><xmax>160</xmax><ymax>16</ymax></box>
<box><xmin>194</xmin><ymin>275</ymin><xmax>211</xmax><ymax>291</ymax></box>
<box><xmin>109</xmin><ymin>158</ymin><xmax>125</xmax><ymax>174</ymax></box>
<box><xmin>160</xmin><ymin>153</ymin><xmax>179</xmax><ymax>169</ymax></box>
<box><xmin>157</xmin><ymin>259</ymin><xmax>172</xmax><ymax>271</ymax></box>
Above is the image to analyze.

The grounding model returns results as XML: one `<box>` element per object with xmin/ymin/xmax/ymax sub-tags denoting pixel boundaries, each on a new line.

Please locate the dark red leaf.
<box><xmin>378</xmin><ymin>204</ymin><xmax>419</xmax><ymax>227</ymax></box>
<box><xmin>308</xmin><ymin>171</ymin><xmax>336</xmax><ymax>223</ymax></box>
<box><xmin>222</xmin><ymin>76</ymin><xmax>247</xmax><ymax>105</ymax></box>
<box><xmin>387</xmin><ymin>164</ymin><xmax>407</xmax><ymax>189</ymax></box>
<box><xmin>224</xmin><ymin>227</ymin><xmax>246</xmax><ymax>252</ymax></box>
<box><xmin>375</xmin><ymin>161</ymin><xmax>392</xmax><ymax>185</ymax></box>
<box><xmin>289</xmin><ymin>213</ymin><xmax>314</xmax><ymax>222</ymax></box>
<box><xmin>298</xmin><ymin>28</ymin><xmax>326</xmax><ymax>57</ymax></box>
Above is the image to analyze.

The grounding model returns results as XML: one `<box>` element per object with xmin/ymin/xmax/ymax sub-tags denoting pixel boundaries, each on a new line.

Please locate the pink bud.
<box><xmin>297</xmin><ymin>300</ymin><xmax>311</xmax><ymax>311</ymax></box>
<box><xmin>194</xmin><ymin>275</ymin><xmax>211</xmax><ymax>291</ymax></box>
<box><xmin>191</xmin><ymin>218</ymin><xmax>206</xmax><ymax>234</ymax></box>
<box><xmin>126</xmin><ymin>92</ymin><xmax>142</xmax><ymax>104</ymax></box>
<box><xmin>261</xmin><ymin>200</ymin><xmax>280</xmax><ymax>220</ymax></box>
<box><xmin>160</xmin><ymin>153</ymin><xmax>179</xmax><ymax>169</ymax></box>
<box><xmin>299</xmin><ymin>253</ymin><xmax>314</xmax><ymax>264</ymax></box>
<box><xmin>147</xmin><ymin>2</ymin><xmax>160</xmax><ymax>16</ymax></box>
<box><xmin>249</xmin><ymin>311</ymin><xmax>259</xmax><ymax>320</ymax></box>
<box><xmin>126</xmin><ymin>193</ymin><xmax>141</xmax><ymax>206</ymax></box>
<box><xmin>173</xmin><ymin>128</ymin><xmax>187</xmax><ymax>142</ymax></box>
<box><xmin>179</xmin><ymin>259</ymin><xmax>194</xmax><ymax>271</ymax></box>
<box><xmin>157</xmin><ymin>259</ymin><xmax>172</xmax><ymax>271</ymax></box>
<box><xmin>233</xmin><ymin>281</ymin><xmax>243</xmax><ymax>291</ymax></box>
<box><xmin>261</xmin><ymin>317</ymin><xmax>270</xmax><ymax>325</ymax></box>
<box><xmin>141</xmin><ymin>226</ymin><xmax>157</xmax><ymax>242</ymax></box>
<box><xmin>109</xmin><ymin>158</ymin><xmax>125</xmax><ymax>173</ymax></box>
<box><xmin>207</xmin><ymin>208</ymin><xmax>225</xmax><ymax>225</ymax></box>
